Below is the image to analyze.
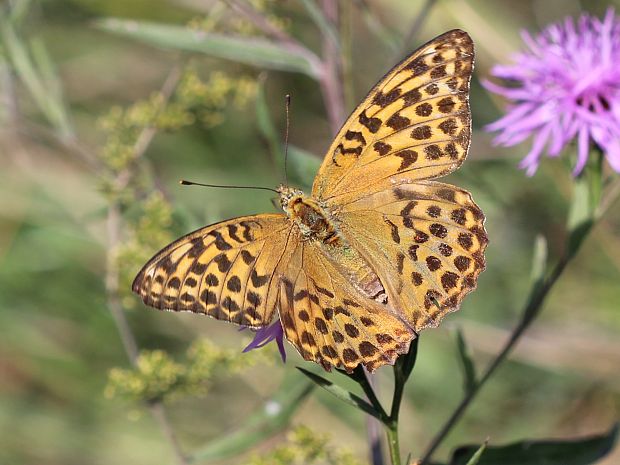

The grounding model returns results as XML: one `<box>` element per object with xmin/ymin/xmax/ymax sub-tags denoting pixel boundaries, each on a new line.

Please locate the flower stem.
<box><xmin>420</xmin><ymin>154</ymin><xmax>604</xmax><ymax>463</ymax></box>
<box><xmin>420</xmin><ymin>255</ymin><xmax>569</xmax><ymax>463</ymax></box>
<box><xmin>386</xmin><ymin>423</ymin><xmax>401</xmax><ymax>465</ymax></box>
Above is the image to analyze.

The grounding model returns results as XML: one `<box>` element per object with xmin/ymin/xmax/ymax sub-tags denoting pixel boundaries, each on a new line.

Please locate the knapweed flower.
<box><xmin>242</xmin><ymin>320</ymin><xmax>287</xmax><ymax>362</ymax></box>
<box><xmin>484</xmin><ymin>9</ymin><xmax>620</xmax><ymax>176</ymax></box>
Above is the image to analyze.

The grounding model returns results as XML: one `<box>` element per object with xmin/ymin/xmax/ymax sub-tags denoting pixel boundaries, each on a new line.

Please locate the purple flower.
<box><xmin>484</xmin><ymin>9</ymin><xmax>620</xmax><ymax>176</ymax></box>
<box><xmin>242</xmin><ymin>320</ymin><xmax>287</xmax><ymax>362</ymax></box>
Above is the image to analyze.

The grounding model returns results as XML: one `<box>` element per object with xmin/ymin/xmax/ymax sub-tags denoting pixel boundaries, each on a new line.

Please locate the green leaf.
<box><xmin>394</xmin><ymin>335</ymin><xmax>419</xmax><ymax>384</ymax></box>
<box><xmin>520</xmin><ymin>234</ymin><xmax>549</xmax><ymax>323</ymax></box>
<box><xmin>463</xmin><ymin>441</ymin><xmax>487</xmax><ymax>465</ymax></box>
<box><xmin>95</xmin><ymin>18</ymin><xmax>321</xmax><ymax>78</ymax></box>
<box><xmin>255</xmin><ymin>76</ymin><xmax>284</xmax><ymax>169</ymax></box>
<box><xmin>287</xmin><ymin>145</ymin><xmax>320</xmax><ymax>188</ymax></box>
<box><xmin>0</xmin><ymin>11</ymin><xmax>73</xmax><ymax>138</ymax></box>
<box><xmin>566</xmin><ymin>174</ymin><xmax>594</xmax><ymax>260</ymax></box>
<box><xmin>449</xmin><ymin>423</ymin><xmax>618</xmax><ymax>465</ymax></box>
<box><xmin>188</xmin><ymin>375</ymin><xmax>315</xmax><ymax>462</ymax></box>
<box><xmin>566</xmin><ymin>150</ymin><xmax>602</xmax><ymax>260</ymax></box>
<box><xmin>454</xmin><ymin>329</ymin><xmax>477</xmax><ymax>395</ymax></box>
<box><xmin>529</xmin><ymin>235</ymin><xmax>548</xmax><ymax>286</ymax></box>
<box><xmin>296</xmin><ymin>366</ymin><xmax>384</xmax><ymax>421</ymax></box>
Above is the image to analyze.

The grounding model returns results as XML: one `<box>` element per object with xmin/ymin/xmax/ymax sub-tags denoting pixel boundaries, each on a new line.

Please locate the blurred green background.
<box><xmin>1</xmin><ymin>1</ymin><xmax>619</xmax><ymax>464</ymax></box>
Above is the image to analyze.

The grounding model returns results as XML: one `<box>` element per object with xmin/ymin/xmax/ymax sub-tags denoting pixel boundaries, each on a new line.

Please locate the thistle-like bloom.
<box><xmin>242</xmin><ymin>321</ymin><xmax>286</xmax><ymax>362</ymax></box>
<box><xmin>485</xmin><ymin>9</ymin><xmax>620</xmax><ymax>176</ymax></box>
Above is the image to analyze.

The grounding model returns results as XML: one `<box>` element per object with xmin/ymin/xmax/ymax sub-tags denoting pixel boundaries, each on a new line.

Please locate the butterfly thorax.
<box><xmin>278</xmin><ymin>184</ymin><xmax>387</xmax><ymax>303</ymax></box>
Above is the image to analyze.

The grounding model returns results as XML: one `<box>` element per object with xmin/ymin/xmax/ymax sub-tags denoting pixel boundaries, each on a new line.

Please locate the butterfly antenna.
<box><xmin>180</xmin><ymin>180</ymin><xmax>279</xmax><ymax>194</ymax></box>
<box><xmin>284</xmin><ymin>94</ymin><xmax>291</xmax><ymax>186</ymax></box>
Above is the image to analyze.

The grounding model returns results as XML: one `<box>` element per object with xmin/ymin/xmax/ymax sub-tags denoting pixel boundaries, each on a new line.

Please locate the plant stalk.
<box><xmin>420</xmin><ymin>152</ymin><xmax>604</xmax><ymax>462</ymax></box>
<box><xmin>386</xmin><ymin>423</ymin><xmax>401</xmax><ymax>465</ymax></box>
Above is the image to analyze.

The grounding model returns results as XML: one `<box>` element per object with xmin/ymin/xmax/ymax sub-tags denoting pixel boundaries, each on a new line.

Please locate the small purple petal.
<box><xmin>242</xmin><ymin>320</ymin><xmax>287</xmax><ymax>362</ymax></box>
<box><xmin>518</xmin><ymin>124</ymin><xmax>552</xmax><ymax>176</ymax></box>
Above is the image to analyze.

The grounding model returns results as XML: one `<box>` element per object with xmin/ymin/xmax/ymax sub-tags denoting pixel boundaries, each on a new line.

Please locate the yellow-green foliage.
<box><xmin>105</xmin><ymin>339</ymin><xmax>270</xmax><ymax>403</ymax></box>
<box><xmin>246</xmin><ymin>425</ymin><xmax>363</xmax><ymax>465</ymax></box>
<box><xmin>98</xmin><ymin>67</ymin><xmax>257</xmax><ymax>176</ymax></box>
<box><xmin>115</xmin><ymin>191</ymin><xmax>174</xmax><ymax>308</ymax></box>
<box><xmin>188</xmin><ymin>0</ymin><xmax>290</xmax><ymax>37</ymax></box>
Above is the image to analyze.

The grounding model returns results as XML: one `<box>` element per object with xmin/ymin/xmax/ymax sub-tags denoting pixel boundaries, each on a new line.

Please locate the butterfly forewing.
<box><xmin>312</xmin><ymin>29</ymin><xmax>474</xmax><ymax>200</ymax></box>
<box><xmin>132</xmin><ymin>214</ymin><xmax>297</xmax><ymax>328</ymax></box>
<box><xmin>277</xmin><ymin>238</ymin><xmax>414</xmax><ymax>372</ymax></box>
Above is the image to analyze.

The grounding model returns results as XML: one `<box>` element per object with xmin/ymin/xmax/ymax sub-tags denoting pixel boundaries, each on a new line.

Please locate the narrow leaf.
<box><xmin>521</xmin><ymin>234</ymin><xmax>550</xmax><ymax>323</ymax></box>
<box><xmin>0</xmin><ymin>12</ymin><xmax>72</xmax><ymax>138</ymax></box>
<box><xmin>95</xmin><ymin>18</ymin><xmax>321</xmax><ymax>78</ymax></box>
<box><xmin>449</xmin><ymin>423</ymin><xmax>618</xmax><ymax>465</ymax></box>
<box><xmin>255</xmin><ymin>77</ymin><xmax>284</xmax><ymax>170</ymax></box>
<box><xmin>529</xmin><ymin>235</ymin><xmax>548</xmax><ymax>286</ymax></box>
<box><xmin>464</xmin><ymin>440</ymin><xmax>487</xmax><ymax>465</ymax></box>
<box><xmin>566</xmin><ymin>151</ymin><xmax>602</xmax><ymax>260</ymax></box>
<box><xmin>566</xmin><ymin>173</ymin><xmax>594</xmax><ymax>260</ymax></box>
<box><xmin>189</xmin><ymin>376</ymin><xmax>315</xmax><ymax>462</ymax></box>
<box><xmin>455</xmin><ymin>329</ymin><xmax>477</xmax><ymax>394</ymax></box>
<box><xmin>395</xmin><ymin>335</ymin><xmax>419</xmax><ymax>383</ymax></box>
<box><xmin>296</xmin><ymin>366</ymin><xmax>383</xmax><ymax>421</ymax></box>
<box><xmin>287</xmin><ymin>145</ymin><xmax>320</xmax><ymax>188</ymax></box>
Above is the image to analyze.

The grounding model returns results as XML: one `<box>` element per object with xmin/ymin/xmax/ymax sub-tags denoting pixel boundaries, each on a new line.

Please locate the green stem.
<box><xmin>386</xmin><ymin>423</ymin><xmax>401</xmax><ymax>465</ymax></box>
<box><xmin>420</xmin><ymin>255</ymin><xmax>570</xmax><ymax>464</ymax></box>
<box><xmin>420</xmin><ymin>152</ymin><xmax>605</xmax><ymax>463</ymax></box>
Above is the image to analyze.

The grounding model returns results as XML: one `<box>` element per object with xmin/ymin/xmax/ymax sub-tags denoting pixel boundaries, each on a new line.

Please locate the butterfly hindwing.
<box><xmin>335</xmin><ymin>180</ymin><xmax>487</xmax><ymax>330</ymax></box>
<box><xmin>312</xmin><ymin>29</ymin><xmax>474</xmax><ymax>201</ymax></box>
<box><xmin>277</xmin><ymin>237</ymin><xmax>414</xmax><ymax>372</ymax></box>
<box><xmin>132</xmin><ymin>214</ymin><xmax>298</xmax><ymax>328</ymax></box>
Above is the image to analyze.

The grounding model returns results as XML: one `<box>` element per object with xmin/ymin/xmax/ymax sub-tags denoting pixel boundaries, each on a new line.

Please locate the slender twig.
<box><xmin>319</xmin><ymin>0</ymin><xmax>345</xmax><ymax>134</ymax></box>
<box><xmin>420</xmin><ymin>253</ymin><xmax>573</xmax><ymax>463</ymax></box>
<box><xmin>348</xmin><ymin>367</ymin><xmax>388</xmax><ymax>465</ymax></box>
<box><xmin>102</xmin><ymin>66</ymin><xmax>189</xmax><ymax>465</ymax></box>
<box><xmin>105</xmin><ymin>204</ymin><xmax>139</xmax><ymax>362</ymax></box>
<box><xmin>340</xmin><ymin>0</ymin><xmax>354</xmax><ymax>111</ymax></box>
<box><xmin>114</xmin><ymin>64</ymin><xmax>182</xmax><ymax>192</ymax></box>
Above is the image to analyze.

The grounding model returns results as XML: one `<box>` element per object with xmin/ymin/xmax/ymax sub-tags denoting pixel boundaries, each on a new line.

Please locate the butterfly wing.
<box><xmin>132</xmin><ymin>214</ymin><xmax>298</xmax><ymax>328</ymax></box>
<box><xmin>311</xmin><ymin>30</ymin><xmax>485</xmax><ymax>330</ymax></box>
<box><xmin>333</xmin><ymin>180</ymin><xmax>487</xmax><ymax>331</ymax></box>
<box><xmin>312</xmin><ymin>29</ymin><xmax>474</xmax><ymax>201</ymax></box>
<box><xmin>277</xmin><ymin>234</ymin><xmax>415</xmax><ymax>372</ymax></box>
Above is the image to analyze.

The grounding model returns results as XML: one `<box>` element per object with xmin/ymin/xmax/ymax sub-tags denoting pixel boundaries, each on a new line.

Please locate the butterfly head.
<box><xmin>276</xmin><ymin>184</ymin><xmax>305</xmax><ymax>213</ymax></box>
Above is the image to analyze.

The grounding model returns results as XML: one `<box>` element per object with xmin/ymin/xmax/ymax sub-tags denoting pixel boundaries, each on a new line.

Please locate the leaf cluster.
<box><xmin>105</xmin><ymin>338</ymin><xmax>270</xmax><ymax>403</ymax></box>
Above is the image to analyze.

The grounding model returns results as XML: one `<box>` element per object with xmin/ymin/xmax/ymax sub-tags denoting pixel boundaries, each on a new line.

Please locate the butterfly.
<box><xmin>133</xmin><ymin>30</ymin><xmax>487</xmax><ymax>373</ymax></box>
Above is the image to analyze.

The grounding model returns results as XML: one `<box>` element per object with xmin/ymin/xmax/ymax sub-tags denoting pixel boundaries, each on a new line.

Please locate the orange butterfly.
<box><xmin>133</xmin><ymin>30</ymin><xmax>487</xmax><ymax>372</ymax></box>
